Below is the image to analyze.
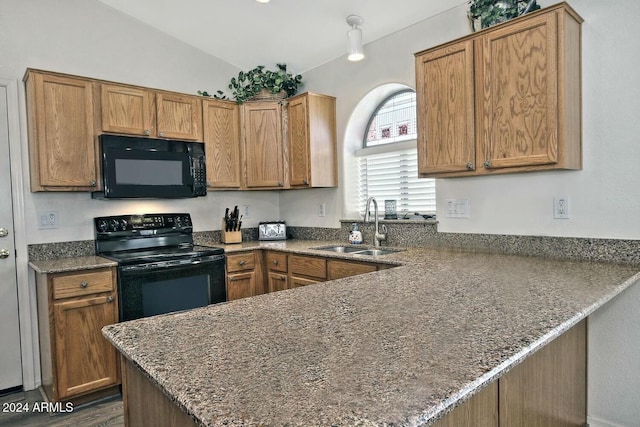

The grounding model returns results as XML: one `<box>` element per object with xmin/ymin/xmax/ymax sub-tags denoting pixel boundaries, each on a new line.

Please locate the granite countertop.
<box><xmin>29</xmin><ymin>255</ymin><xmax>117</xmax><ymax>274</ymax></box>
<box><xmin>102</xmin><ymin>242</ymin><xmax>640</xmax><ymax>426</ymax></box>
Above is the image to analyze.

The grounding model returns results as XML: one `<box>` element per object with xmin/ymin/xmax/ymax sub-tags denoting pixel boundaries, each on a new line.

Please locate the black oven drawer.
<box><xmin>118</xmin><ymin>254</ymin><xmax>225</xmax><ymax>322</ymax></box>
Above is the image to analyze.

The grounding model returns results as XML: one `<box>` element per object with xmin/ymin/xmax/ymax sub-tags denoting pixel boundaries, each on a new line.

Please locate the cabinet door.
<box><xmin>53</xmin><ymin>294</ymin><xmax>119</xmax><ymax>399</ymax></box>
<box><xmin>287</xmin><ymin>95</ymin><xmax>311</xmax><ymax>187</ymax></box>
<box><xmin>203</xmin><ymin>99</ymin><xmax>241</xmax><ymax>188</ymax></box>
<box><xmin>478</xmin><ymin>11</ymin><xmax>558</xmax><ymax>170</ymax></box>
<box><xmin>227</xmin><ymin>271</ymin><xmax>256</xmax><ymax>301</ymax></box>
<box><xmin>268</xmin><ymin>272</ymin><xmax>288</xmax><ymax>293</ymax></box>
<box><xmin>27</xmin><ymin>72</ymin><xmax>98</xmax><ymax>190</ymax></box>
<box><xmin>156</xmin><ymin>92</ymin><xmax>202</xmax><ymax>140</ymax></box>
<box><xmin>241</xmin><ymin>102</ymin><xmax>284</xmax><ymax>188</ymax></box>
<box><xmin>101</xmin><ymin>84</ymin><xmax>153</xmax><ymax>136</ymax></box>
<box><xmin>416</xmin><ymin>39</ymin><xmax>476</xmax><ymax>175</ymax></box>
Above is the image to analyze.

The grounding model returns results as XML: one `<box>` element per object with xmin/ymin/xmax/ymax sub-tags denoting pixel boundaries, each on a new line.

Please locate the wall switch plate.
<box><xmin>318</xmin><ymin>203</ymin><xmax>326</xmax><ymax>217</ymax></box>
<box><xmin>243</xmin><ymin>205</ymin><xmax>251</xmax><ymax>218</ymax></box>
<box><xmin>38</xmin><ymin>211</ymin><xmax>59</xmax><ymax>229</ymax></box>
<box><xmin>445</xmin><ymin>199</ymin><xmax>469</xmax><ymax>218</ymax></box>
<box><xmin>554</xmin><ymin>197</ymin><xmax>570</xmax><ymax>219</ymax></box>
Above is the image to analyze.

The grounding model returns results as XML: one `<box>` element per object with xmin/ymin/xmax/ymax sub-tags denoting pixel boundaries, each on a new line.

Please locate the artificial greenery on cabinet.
<box><xmin>468</xmin><ymin>0</ymin><xmax>541</xmax><ymax>30</ymax></box>
<box><xmin>199</xmin><ymin>63</ymin><xmax>303</xmax><ymax>104</ymax></box>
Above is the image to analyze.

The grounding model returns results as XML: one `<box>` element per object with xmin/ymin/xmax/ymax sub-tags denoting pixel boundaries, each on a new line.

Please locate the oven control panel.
<box><xmin>95</xmin><ymin>213</ymin><xmax>192</xmax><ymax>234</ymax></box>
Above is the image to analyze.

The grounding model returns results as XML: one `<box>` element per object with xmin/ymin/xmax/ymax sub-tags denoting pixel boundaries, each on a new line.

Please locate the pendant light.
<box><xmin>346</xmin><ymin>15</ymin><xmax>365</xmax><ymax>62</ymax></box>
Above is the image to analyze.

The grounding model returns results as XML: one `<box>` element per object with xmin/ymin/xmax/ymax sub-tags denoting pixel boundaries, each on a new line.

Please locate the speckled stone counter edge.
<box><xmin>29</xmin><ymin>223</ymin><xmax>640</xmax><ymax>265</ymax></box>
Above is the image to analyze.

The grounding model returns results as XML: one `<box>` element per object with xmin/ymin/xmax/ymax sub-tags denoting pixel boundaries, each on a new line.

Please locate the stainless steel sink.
<box><xmin>313</xmin><ymin>245</ymin><xmax>364</xmax><ymax>253</ymax></box>
<box><xmin>352</xmin><ymin>248</ymin><xmax>400</xmax><ymax>256</ymax></box>
<box><xmin>313</xmin><ymin>246</ymin><xmax>403</xmax><ymax>256</ymax></box>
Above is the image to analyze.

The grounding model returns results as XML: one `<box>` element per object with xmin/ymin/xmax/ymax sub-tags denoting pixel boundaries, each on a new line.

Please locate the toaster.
<box><xmin>258</xmin><ymin>221</ymin><xmax>287</xmax><ymax>241</ymax></box>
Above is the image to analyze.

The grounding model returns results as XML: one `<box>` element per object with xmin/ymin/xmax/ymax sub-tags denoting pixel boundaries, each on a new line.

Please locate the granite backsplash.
<box><xmin>28</xmin><ymin>221</ymin><xmax>640</xmax><ymax>266</ymax></box>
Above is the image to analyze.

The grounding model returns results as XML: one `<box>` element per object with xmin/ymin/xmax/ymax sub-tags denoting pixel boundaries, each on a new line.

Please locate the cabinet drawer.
<box><xmin>226</xmin><ymin>252</ymin><xmax>256</xmax><ymax>273</ymax></box>
<box><xmin>52</xmin><ymin>269</ymin><xmax>114</xmax><ymax>300</ymax></box>
<box><xmin>266</xmin><ymin>251</ymin><xmax>287</xmax><ymax>272</ymax></box>
<box><xmin>288</xmin><ymin>255</ymin><xmax>326</xmax><ymax>280</ymax></box>
<box><xmin>327</xmin><ymin>259</ymin><xmax>377</xmax><ymax>280</ymax></box>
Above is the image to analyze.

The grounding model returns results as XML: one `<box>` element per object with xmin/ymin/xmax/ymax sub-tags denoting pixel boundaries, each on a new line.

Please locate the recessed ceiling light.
<box><xmin>256</xmin><ymin>0</ymin><xmax>270</xmax><ymax>3</ymax></box>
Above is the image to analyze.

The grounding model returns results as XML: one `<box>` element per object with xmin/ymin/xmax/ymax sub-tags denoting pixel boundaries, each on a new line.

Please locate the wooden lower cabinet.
<box><xmin>434</xmin><ymin>319</ymin><xmax>586</xmax><ymax>427</ymax></box>
<box><xmin>226</xmin><ymin>251</ymin><xmax>263</xmax><ymax>300</ymax></box>
<box><xmin>35</xmin><ymin>267</ymin><xmax>120</xmax><ymax>402</ymax></box>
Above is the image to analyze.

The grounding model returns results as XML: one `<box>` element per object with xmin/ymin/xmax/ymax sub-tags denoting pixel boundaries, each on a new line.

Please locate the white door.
<box><xmin>0</xmin><ymin>85</ymin><xmax>22</xmax><ymax>391</ymax></box>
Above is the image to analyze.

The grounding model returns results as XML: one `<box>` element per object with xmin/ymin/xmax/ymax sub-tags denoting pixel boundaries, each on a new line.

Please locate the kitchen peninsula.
<box><xmin>102</xmin><ymin>243</ymin><xmax>640</xmax><ymax>426</ymax></box>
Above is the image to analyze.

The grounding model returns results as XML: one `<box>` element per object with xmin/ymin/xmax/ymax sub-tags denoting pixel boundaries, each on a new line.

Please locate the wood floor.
<box><xmin>0</xmin><ymin>389</ymin><xmax>124</xmax><ymax>427</ymax></box>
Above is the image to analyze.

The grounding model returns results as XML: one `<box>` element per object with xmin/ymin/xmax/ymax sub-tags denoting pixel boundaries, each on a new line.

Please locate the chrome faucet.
<box><xmin>364</xmin><ymin>196</ymin><xmax>387</xmax><ymax>247</ymax></box>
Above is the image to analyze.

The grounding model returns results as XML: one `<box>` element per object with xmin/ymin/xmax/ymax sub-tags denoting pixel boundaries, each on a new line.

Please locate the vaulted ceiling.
<box><xmin>98</xmin><ymin>0</ymin><xmax>465</xmax><ymax>73</ymax></box>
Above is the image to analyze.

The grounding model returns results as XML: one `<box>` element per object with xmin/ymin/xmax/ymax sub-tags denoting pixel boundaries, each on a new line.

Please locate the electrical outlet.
<box><xmin>318</xmin><ymin>203</ymin><xmax>326</xmax><ymax>217</ymax></box>
<box><xmin>554</xmin><ymin>197</ymin><xmax>570</xmax><ymax>219</ymax></box>
<box><xmin>445</xmin><ymin>199</ymin><xmax>469</xmax><ymax>218</ymax></box>
<box><xmin>243</xmin><ymin>205</ymin><xmax>251</xmax><ymax>218</ymax></box>
<box><xmin>38</xmin><ymin>211</ymin><xmax>59</xmax><ymax>229</ymax></box>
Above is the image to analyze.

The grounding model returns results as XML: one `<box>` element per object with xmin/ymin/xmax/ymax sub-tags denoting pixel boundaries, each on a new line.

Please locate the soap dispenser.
<box><xmin>349</xmin><ymin>223</ymin><xmax>363</xmax><ymax>244</ymax></box>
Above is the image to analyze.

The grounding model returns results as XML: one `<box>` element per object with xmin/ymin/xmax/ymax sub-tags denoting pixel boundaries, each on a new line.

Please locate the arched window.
<box><xmin>356</xmin><ymin>90</ymin><xmax>435</xmax><ymax>217</ymax></box>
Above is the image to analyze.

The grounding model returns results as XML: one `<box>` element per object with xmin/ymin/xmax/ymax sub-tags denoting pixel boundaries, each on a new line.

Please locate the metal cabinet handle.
<box><xmin>0</xmin><ymin>249</ymin><xmax>9</xmax><ymax>259</ymax></box>
<box><xmin>90</xmin><ymin>180</ymin><xmax>97</xmax><ymax>187</ymax></box>
<box><xmin>273</xmin><ymin>260</ymin><xmax>279</xmax><ymax>265</ymax></box>
<box><xmin>144</xmin><ymin>130</ymin><xmax>151</xmax><ymax>136</ymax></box>
<box><xmin>484</xmin><ymin>160</ymin><xmax>492</xmax><ymax>168</ymax></box>
<box><xmin>280</xmin><ymin>275</ymin><xmax>286</xmax><ymax>281</ymax></box>
<box><xmin>303</xmin><ymin>179</ymin><xmax>308</xmax><ymax>185</ymax></box>
<box><xmin>466</xmin><ymin>162</ymin><xmax>474</xmax><ymax>170</ymax></box>
<box><xmin>159</xmin><ymin>132</ymin><xmax>165</xmax><ymax>137</ymax></box>
<box><xmin>229</xmin><ymin>277</ymin><xmax>235</xmax><ymax>282</ymax></box>
<box><xmin>0</xmin><ymin>228</ymin><xmax>8</xmax><ymax>238</ymax></box>
<box><xmin>80</xmin><ymin>281</ymin><xmax>89</xmax><ymax>289</ymax></box>
<box><xmin>278</xmin><ymin>181</ymin><xmax>284</xmax><ymax>187</ymax></box>
<box><xmin>239</xmin><ymin>260</ymin><xmax>247</xmax><ymax>266</ymax></box>
<box><xmin>107</xmin><ymin>295</ymin><xmax>114</xmax><ymax>303</ymax></box>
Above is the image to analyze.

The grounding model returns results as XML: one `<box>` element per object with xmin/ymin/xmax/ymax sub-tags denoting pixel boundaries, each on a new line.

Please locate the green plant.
<box><xmin>199</xmin><ymin>63</ymin><xmax>303</xmax><ymax>104</ymax></box>
<box><xmin>468</xmin><ymin>0</ymin><xmax>540</xmax><ymax>29</ymax></box>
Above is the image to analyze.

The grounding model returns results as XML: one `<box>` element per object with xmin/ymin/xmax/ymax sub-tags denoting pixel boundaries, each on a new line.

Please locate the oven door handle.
<box><xmin>120</xmin><ymin>254</ymin><xmax>225</xmax><ymax>274</ymax></box>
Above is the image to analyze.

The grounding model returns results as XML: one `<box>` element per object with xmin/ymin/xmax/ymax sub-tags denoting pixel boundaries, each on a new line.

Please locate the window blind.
<box><xmin>358</xmin><ymin>146</ymin><xmax>436</xmax><ymax>217</ymax></box>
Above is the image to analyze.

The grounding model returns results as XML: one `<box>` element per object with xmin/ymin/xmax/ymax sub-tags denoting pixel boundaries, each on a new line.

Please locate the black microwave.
<box><xmin>92</xmin><ymin>134</ymin><xmax>207</xmax><ymax>199</ymax></box>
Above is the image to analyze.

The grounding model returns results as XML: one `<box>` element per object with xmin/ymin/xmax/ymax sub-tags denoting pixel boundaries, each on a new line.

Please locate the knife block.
<box><xmin>221</xmin><ymin>220</ymin><xmax>242</xmax><ymax>244</ymax></box>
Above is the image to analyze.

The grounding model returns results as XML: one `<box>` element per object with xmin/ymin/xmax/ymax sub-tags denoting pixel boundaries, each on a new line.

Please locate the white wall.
<box><xmin>1</xmin><ymin>0</ymin><xmax>281</xmax><ymax>245</ymax></box>
<box><xmin>588</xmin><ymin>282</ymin><xmax>640</xmax><ymax>427</ymax></box>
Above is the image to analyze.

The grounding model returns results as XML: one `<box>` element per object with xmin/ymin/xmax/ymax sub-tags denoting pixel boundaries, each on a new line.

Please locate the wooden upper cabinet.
<box><xmin>241</xmin><ymin>101</ymin><xmax>285</xmax><ymax>189</ymax></box>
<box><xmin>416</xmin><ymin>39</ymin><xmax>476</xmax><ymax>174</ymax></box>
<box><xmin>203</xmin><ymin>99</ymin><xmax>241</xmax><ymax>188</ymax></box>
<box><xmin>101</xmin><ymin>84</ymin><xmax>153</xmax><ymax>136</ymax></box>
<box><xmin>287</xmin><ymin>92</ymin><xmax>337</xmax><ymax>188</ymax></box>
<box><xmin>25</xmin><ymin>71</ymin><xmax>99</xmax><ymax>191</ymax></box>
<box><xmin>415</xmin><ymin>3</ymin><xmax>582</xmax><ymax>177</ymax></box>
<box><xmin>100</xmin><ymin>84</ymin><xmax>202</xmax><ymax>141</ymax></box>
<box><xmin>156</xmin><ymin>92</ymin><xmax>202</xmax><ymax>140</ymax></box>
